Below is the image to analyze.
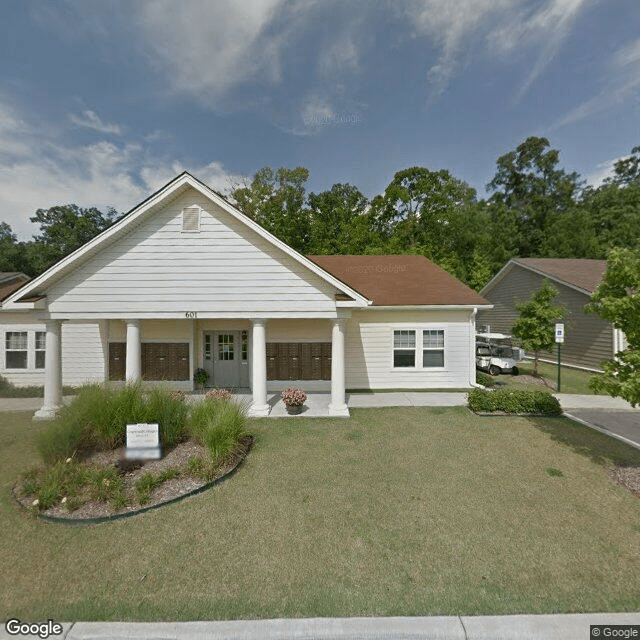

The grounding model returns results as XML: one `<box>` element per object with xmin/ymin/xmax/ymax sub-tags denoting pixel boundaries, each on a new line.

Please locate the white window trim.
<box><xmin>2</xmin><ymin>328</ymin><xmax>46</xmax><ymax>372</ymax></box>
<box><xmin>422</xmin><ymin>329</ymin><xmax>445</xmax><ymax>369</ymax></box>
<box><xmin>390</xmin><ymin>326</ymin><xmax>447</xmax><ymax>371</ymax></box>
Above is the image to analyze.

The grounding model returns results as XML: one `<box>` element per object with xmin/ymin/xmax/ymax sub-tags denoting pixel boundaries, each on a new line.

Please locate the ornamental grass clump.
<box><xmin>36</xmin><ymin>384</ymin><xmax>191</xmax><ymax>464</ymax></box>
<box><xmin>281</xmin><ymin>388</ymin><xmax>307</xmax><ymax>407</ymax></box>
<box><xmin>187</xmin><ymin>397</ymin><xmax>247</xmax><ymax>463</ymax></box>
<box><xmin>468</xmin><ymin>388</ymin><xmax>561</xmax><ymax>415</ymax></box>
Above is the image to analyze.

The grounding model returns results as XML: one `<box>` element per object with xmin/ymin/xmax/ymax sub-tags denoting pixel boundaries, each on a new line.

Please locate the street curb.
<box><xmin>4</xmin><ymin>613</ymin><xmax>636</xmax><ymax>640</ymax></box>
<box><xmin>564</xmin><ymin>413</ymin><xmax>640</xmax><ymax>451</ymax></box>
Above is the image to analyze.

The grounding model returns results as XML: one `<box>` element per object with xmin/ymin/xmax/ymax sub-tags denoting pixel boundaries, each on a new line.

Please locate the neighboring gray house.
<box><xmin>478</xmin><ymin>258</ymin><xmax>625</xmax><ymax>372</ymax></box>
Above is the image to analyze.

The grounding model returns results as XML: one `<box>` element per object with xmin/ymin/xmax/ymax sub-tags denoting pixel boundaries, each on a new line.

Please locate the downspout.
<box><xmin>469</xmin><ymin>307</ymin><xmax>483</xmax><ymax>388</ymax></box>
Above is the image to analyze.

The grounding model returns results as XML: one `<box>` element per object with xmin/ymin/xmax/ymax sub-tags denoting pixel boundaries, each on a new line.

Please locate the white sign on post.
<box><xmin>555</xmin><ymin>323</ymin><xmax>565</xmax><ymax>344</ymax></box>
<box><xmin>126</xmin><ymin>423</ymin><xmax>161</xmax><ymax>460</ymax></box>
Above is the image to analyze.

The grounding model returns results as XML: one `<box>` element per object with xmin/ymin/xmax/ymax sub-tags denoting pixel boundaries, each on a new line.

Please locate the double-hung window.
<box><xmin>392</xmin><ymin>328</ymin><xmax>445</xmax><ymax>369</ymax></box>
<box><xmin>35</xmin><ymin>331</ymin><xmax>46</xmax><ymax>369</ymax></box>
<box><xmin>422</xmin><ymin>330</ymin><xmax>444</xmax><ymax>367</ymax></box>
<box><xmin>393</xmin><ymin>330</ymin><xmax>416</xmax><ymax>367</ymax></box>
<box><xmin>5</xmin><ymin>332</ymin><xmax>28</xmax><ymax>369</ymax></box>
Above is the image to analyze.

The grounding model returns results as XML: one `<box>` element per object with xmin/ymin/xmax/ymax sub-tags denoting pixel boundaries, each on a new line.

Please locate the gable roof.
<box><xmin>512</xmin><ymin>258</ymin><xmax>606</xmax><ymax>294</ymax></box>
<box><xmin>307</xmin><ymin>255</ymin><xmax>490</xmax><ymax>306</ymax></box>
<box><xmin>2</xmin><ymin>172</ymin><xmax>371</xmax><ymax>309</ymax></box>
<box><xmin>0</xmin><ymin>272</ymin><xmax>30</xmax><ymax>302</ymax></box>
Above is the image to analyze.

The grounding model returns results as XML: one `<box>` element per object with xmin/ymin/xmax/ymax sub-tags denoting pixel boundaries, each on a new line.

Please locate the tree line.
<box><xmin>2</xmin><ymin>136</ymin><xmax>640</xmax><ymax>290</ymax></box>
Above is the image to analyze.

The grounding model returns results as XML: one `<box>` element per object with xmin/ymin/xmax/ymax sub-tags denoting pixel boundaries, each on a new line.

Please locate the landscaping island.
<box><xmin>13</xmin><ymin>385</ymin><xmax>251</xmax><ymax>522</ymax></box>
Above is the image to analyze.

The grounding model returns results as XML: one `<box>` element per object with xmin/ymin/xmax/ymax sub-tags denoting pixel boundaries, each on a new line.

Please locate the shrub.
<box><xmin>188</xmin><ymin>398</ymin><xmax>247</xmax><ymax>463</ymax></box>
<box><xmin>476</xmin><ymin>372</ymin><xmax>495</xmax><ymax>388</ymax></box>
<box><xmin>468</xmin><ymin>388</ymin><xmax>561</xmax><ymax>415</ymax></box>
<box><xmin>206</xmin><ymin>388</ymin><xmax>233</xmax><ymax>401</ymax></box>
<box><xmin>281</xmin><ymin>388</ymin><xmax>307</xmax><ymax>406</ymax></box>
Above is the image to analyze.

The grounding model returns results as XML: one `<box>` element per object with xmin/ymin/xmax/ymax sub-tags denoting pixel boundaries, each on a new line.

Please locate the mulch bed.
<box><xmin>14</xmin><ymin>435</ymin><xmax>253</xmax><ymax>522</ymax></box>
<box><xmin>606</xmin><ymin>465</ymin><xmax>640</xmax><ymax>498</ymax></box>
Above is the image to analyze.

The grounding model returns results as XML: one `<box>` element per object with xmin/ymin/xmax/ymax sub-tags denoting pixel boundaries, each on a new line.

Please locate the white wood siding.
<box><xmin>46</xmin><ymin>187</ymin><xmax>338</xmax><ymax>317</ymax></box>
<box><xmin>345</xmin><ymin>309</ymin><xmax>473</xmax><ymax>389</ymax></box>
<box><xmin>0</xmin><ymin>316</ymin><xmax>105</xmax><ymax>387</ymax></box>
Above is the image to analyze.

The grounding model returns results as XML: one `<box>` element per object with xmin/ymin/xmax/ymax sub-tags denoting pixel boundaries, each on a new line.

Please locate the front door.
<box><xmin>212</xmin><ymin>331</ymin><xmax>240</xmax><ymax>388</ymax></box>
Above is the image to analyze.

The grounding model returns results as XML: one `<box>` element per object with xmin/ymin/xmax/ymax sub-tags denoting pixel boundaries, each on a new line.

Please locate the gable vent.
<box><xmin>182</xmin><ymin>205</ymin><xmax>201</xmax><ymax>232</ymax></box>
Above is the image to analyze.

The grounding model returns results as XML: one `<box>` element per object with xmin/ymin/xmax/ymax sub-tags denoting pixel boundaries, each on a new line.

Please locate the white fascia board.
<box><xmin>2</xmin><ymin>172</ymin><xmax>372</xmax><ymax>309</ymax></box>
<box><xmin>0</xmin><ymin>302</ymin><xmax>40</xmax><ymax>311</ymax></box>
<box><xmin>364</xmin><ymin>304</ymin><xmax>493</xmax><ymax>311</ymax></box>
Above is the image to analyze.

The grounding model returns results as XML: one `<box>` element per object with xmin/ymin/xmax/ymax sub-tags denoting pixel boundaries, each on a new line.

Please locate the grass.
<box><xmin>1</xmin><ymin>407</ymin><xmax>640</xmax><ymax>619</ymax></box>
<box><xmin>0</xmin><ymin>375</ymin><xmax>76</xmax><ymax>398</ymax></box>
<box><xmin>488</xmin><ymin>360</ymin><xmax>602</xmax><ymax>395</ymax></box>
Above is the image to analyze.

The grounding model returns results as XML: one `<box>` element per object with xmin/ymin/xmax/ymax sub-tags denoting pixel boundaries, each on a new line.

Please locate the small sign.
<box><xmin>555</xmin><ymin>323</ymin><xmax>565</xmax><ymax>344</ymax></box>
<box><xmin>126</xmin><ymin>423</ymin><xmax>161</xmax><ymax>460</ymax></box>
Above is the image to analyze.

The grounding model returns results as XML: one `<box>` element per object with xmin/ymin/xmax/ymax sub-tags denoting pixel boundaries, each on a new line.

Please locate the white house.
<box><xmin>0</xmin><ymin>172</ymin><xmax>491</xmax><ymax>418</ymax></box>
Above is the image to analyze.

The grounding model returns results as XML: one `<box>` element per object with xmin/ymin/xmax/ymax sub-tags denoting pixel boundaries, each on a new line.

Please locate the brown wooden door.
<box><xmin>108</xmin><ymin>342</ymin><xmax>126</xmax><ymax>381</ymax></box>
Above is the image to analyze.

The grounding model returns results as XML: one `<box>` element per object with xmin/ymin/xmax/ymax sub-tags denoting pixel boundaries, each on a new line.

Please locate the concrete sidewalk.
<box><xmin>5</xmin><ymin>613</ymin><xmax>639</xmax><ymax>640</ymax></box>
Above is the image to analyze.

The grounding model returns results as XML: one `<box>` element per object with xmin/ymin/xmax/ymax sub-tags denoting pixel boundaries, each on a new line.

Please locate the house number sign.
<box><xmin>185</xmin><ymin>311</ymin><xmax>197</xmax><ymax>318</ymax></box>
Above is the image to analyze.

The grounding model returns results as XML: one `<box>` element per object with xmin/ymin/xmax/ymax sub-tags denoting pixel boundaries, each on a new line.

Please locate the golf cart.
<box><xmin>476</xmin><ymin>331</ymin><xmax>525</xmax><ymax>376</ymax></box>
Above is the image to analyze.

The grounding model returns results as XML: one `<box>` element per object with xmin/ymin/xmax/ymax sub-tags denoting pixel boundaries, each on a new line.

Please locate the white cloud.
<box><xmin>583</xmin><ymin>156</ymin><xmax>627</xmax><ymax>188</ymax></box>
<box><xmin>69</xmin><ymin>110</ymin><xmax>123</xmax><ymax>135</ymax></box>
<box><xmin>402</xmin><ymin>0</ymin><xmax>594</xmax><ymax>100</ymax></box>
<box><xmin>0</xmin><ymin>100</ymin><xmax>243</xmax><ymax>239</ymax></box>
<box><xmin>402</xmin><ymin>0</ymin><xmax>518</xmax><ymax>98</ymax></box>
<box><xmin>488</xmin><ymin>0</ymin><xmax>593</xmax><ymax>102</ymax></box>
<box><xmin>553</xmin><ymin>36</ymin><xmax>640</xmax><ymax>129</ymax></box>
<box><xmin>136</xmin><ymin>0</ymin><xmax>289</xmax><ymax>102</ymax></box>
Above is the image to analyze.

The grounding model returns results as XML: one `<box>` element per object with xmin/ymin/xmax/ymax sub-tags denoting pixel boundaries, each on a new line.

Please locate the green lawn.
<box><xmin>1</xmin><ymin>407</ymin><xmax>639</xmax><ymax>620</ymax></box>
<box><xmin>489</xmin><ymin>360</ymin><xmax>601</xmax><ymax>395</ymax></box>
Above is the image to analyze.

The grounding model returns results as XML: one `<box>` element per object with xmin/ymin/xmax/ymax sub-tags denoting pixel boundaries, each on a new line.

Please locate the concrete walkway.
<box><xmin>5</xmin><ymin>613</ymin><xmax>639</xmax><ymax>640</ymax></box>
<box><xmin>1</xmin><ymin>391</ymin><xmax>636</xmax><ymax>415</ymax></box>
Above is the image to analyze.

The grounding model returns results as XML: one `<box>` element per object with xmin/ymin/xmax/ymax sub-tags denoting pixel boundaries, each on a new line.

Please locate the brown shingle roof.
<box><xmin>514</xmin><ymin>258</ymin><xmax>606</xmax><ymax>294</ymax></box>
<box><xmin>0</xmin><ymin>272</ymin><xmax>30</xmax><ymax>302</ymax></box>
<box><xmin>307</xmin><ymin>255</ymin><xmax>489</xmax><ymax>306</ymax></box>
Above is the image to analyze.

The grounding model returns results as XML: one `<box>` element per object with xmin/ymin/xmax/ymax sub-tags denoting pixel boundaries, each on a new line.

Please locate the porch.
<box><xmin>34</xmin><ymin>316</ymin><xmax>350</xmax><ymax>420</ymax></box>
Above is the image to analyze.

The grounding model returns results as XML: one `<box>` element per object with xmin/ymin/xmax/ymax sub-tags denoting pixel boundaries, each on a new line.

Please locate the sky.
<box><xmin>0</xmin><ymin>0</ymin><xmax>639</xmax><ymax>239</ymax></box>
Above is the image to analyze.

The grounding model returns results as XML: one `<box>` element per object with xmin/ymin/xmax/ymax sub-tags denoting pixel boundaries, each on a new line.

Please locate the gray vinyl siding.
<box><xmin>478</xmin><ymin>264</ymin><xmax>613</xmax><ymax>371</ymax></box>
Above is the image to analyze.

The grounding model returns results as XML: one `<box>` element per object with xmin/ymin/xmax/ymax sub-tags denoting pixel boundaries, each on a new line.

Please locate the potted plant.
<box><xmin>281</xmin><ymin>388</ymin><xmax>307</xmax><ymax>415</ymax></box>
<box><xmin>193</xmin><ymin>368</ymin><xmax>209</xmax><ymax>391</ymax></box>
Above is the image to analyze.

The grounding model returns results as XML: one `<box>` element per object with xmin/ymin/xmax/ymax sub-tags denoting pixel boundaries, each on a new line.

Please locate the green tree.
<box><xmin>587</xmin><ymin>248</ymin><xmax>640</xmax><ymax>406</ymax></box>
<box><xmin>28</xmin><ymin>204</ymin><xmax>118</xmax><ymax>274</ymax></box>
<box><xmin>231</xmin><ymin>167</ymin><xmax>311</xmax><ymax>253</ymax></box>
<box><xmin>487</xmin><ymin>136</ymin><xmax>581</xmax><ymax>257</ymax></box>
<box><xmin>0</xmin><ymin>223</ymin><xmax>29</xmax><ymax>273</ymax></box>
<box><xmin>511</xmin><ymin>280</ymin><xmax>566</xmax><ymax>375</ymax></box>
<box><xmin>306</xmin><ymin>183</ymin><xmax>379</xmax><ymax>254</ymax></box>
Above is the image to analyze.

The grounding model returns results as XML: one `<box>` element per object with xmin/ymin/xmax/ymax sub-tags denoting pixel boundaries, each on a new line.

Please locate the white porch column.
<box><xmin>34</xmin><ymin>320</ymin><xmax>63</xmax><ymax>420</ymax></box>
<box><xmin>328</xmin><ymin>317</ymin><xmax>349</xmax><ymax>417</ymax></box>
<box><xmin>125</xmin><ymin>319</ymin><xmax>141</xmax><ymax>384</ymax></box>
<box><xmin>248</xmin><ymin>319</ymin><xmax>270</xmax><ymax>417</ymax></box>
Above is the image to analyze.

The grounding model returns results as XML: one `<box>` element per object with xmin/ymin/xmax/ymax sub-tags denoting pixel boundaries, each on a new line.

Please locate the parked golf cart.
<box><xmin>476</xmin><ymin>332</ymin><xmax>525</xmax><ymax>376</ymax></box>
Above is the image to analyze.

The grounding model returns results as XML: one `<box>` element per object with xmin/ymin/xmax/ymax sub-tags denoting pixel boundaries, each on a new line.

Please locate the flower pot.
<box><xmin>285</xmin><ymin>404</ymin><xmax>303</xmax><ymax>415</ymax></box>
